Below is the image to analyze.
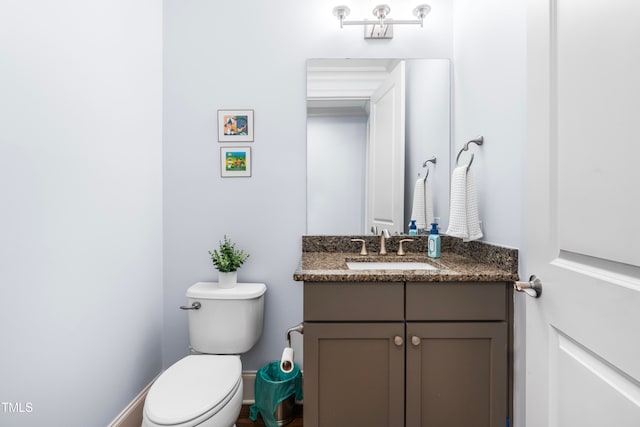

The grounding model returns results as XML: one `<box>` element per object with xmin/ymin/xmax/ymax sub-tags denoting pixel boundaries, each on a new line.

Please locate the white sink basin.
<box><xmin>346</xmin><ymin>261</ymin><xmax>437</xmax><ymax>271</ymax></box>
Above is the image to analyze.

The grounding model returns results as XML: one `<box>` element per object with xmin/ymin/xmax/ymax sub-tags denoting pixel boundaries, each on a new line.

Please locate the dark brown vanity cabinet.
<box><xmin>303</xmin><ymin>282</ymin><xmax>511</xmax><ymax>427</ymax></box>
<box><xmin>304</xmin><ymin>282</ymin><xmax>405</xmax><ymax>427</ymax></box>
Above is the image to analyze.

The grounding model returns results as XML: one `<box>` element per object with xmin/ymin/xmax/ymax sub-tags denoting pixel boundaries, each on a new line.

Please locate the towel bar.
<box><xmin>418</xmin><ymin>156</ymin><xmax>437</xmax><ymax>180</ymax></box>
<box><xmin>456</xmin><ymin>136</ymin><xmax>484</xmax><ymax>170</ymax></box>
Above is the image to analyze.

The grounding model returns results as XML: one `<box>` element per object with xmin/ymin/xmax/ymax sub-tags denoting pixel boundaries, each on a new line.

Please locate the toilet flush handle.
<box><xmin>179</xmin><ymin>302</ymin><xmax>201</xmax><ymax>310</ymax></box>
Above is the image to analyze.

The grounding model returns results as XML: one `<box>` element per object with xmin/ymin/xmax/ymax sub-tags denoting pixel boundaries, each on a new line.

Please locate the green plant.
<box><xmin>208</xmin><ymin>235</ymin><xmax>250</xmax><ymax>272</ymax></box>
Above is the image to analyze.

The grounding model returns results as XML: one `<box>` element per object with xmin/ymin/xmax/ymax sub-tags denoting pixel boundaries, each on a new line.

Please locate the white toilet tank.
<box><xmin>185</xmin><ymin>282</ymin><xmax>266</xmax><ymax>354</ymax></box>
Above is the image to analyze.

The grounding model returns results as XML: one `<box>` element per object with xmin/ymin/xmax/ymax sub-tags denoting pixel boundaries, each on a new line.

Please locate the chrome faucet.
<box><xmin>378</xmin><ymin>229</ymin><xmax>391</xmax><ymax>255</ymax></box>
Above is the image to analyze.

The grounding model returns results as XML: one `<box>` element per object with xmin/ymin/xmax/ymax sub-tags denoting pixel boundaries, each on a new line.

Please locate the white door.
<box><xmin>366</xmin><ymin>61</ymin><xmax>405</xmax><ymax>234</ymax></box>
<box><xmin>526</xmin><ymin>1</ymin><xmax>640</xmax><ymax>426</ymax></box>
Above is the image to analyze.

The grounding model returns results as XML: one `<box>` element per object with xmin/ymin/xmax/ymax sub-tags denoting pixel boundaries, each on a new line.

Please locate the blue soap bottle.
<box><xmin>427</xmin><ymin>222</ymin><xmax>441</xmax><ymax>258</ymax></box>
<box><xmin>408</xmin><ymin>219</ymin><xmax>417</xmax><ymax>236</ymax></box>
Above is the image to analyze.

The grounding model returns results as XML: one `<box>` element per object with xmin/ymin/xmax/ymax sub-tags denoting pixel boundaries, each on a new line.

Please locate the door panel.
<box><xmin>366</xmin><ymin>61</ymin><xmax>405</xmax><ymax>233</ymax></box>
<box><xmin>552</xmin><ymin>330</ymin><xmax>640</xmax><ymax>426</ymax></box>
<box><xmin>526</xmin><ymin>0</ymin><xmax>640</xmax><ymax>426</ymax></box>
<box><xmin>555</xmin><ymin>0</ymin><xmax>640</xmax><ymax>266</ymax></box>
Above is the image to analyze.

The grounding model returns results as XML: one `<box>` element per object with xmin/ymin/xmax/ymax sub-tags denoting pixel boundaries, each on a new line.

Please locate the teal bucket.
<box><xmin>249</xmin><ymin>361</ymin><xmax>303</xmax><ymax>427</ymax></box>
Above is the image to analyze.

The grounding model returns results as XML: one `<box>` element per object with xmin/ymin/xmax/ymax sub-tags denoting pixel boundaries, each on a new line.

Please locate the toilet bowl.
<box><xmin>141</xmin><ymin>282</ymin><xmax>266</xmax><ymax>427</ymax></box>
<box><xmin>142</xmin><ymin>355</ymin><xmax>243</xmax><ymax>427</ymax></box>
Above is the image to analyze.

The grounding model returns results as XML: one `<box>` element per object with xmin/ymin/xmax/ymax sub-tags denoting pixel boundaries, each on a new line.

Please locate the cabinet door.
<box><xmin>406</xmin><ymin>322</ymin><xmax>507</xmax><ymax>427</ymax></box>
<box><xmin>304</xmin><ymin>322</ymin><xmax>405</xmax><ymax>427</ymax></box>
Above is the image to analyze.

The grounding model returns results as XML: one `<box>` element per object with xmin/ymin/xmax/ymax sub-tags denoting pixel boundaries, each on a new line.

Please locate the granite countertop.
<box><xmin>293</xmin><ymin>236</ymin><xmax>519</xmax><ymax>283</ymax></box>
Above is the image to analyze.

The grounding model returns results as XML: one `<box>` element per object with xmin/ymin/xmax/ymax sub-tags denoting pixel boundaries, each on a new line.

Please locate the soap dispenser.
<box><xmin>408</xmin><ymin>219</ymin><xmax>417</xmax><ymax>236</ymax></box>
<box><xmin>427</xmin><ymin>222</ymin><xmax>441</xmax><ymax>259</ymax></box>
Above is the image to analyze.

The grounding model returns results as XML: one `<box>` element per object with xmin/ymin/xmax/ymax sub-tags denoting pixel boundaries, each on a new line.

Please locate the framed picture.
<box><xmin>218</xmin><ymin>109</ymin><xmax>254</xmax><ymax>142</ymax></box>
<box><xmin>220</xmin><ymin>146</ymin><xmax>252</xmax><ymax>177</ymax></box>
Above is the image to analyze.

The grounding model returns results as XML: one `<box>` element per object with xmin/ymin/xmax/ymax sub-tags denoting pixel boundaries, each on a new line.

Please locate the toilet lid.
<box><xmin>145</xmin><ymin>355</ymin><xmax>241</xmax><ymax>425</ymax></box>
<box><xmin>187</xmin><ymin>282</ymin><xmax>266</xmax><ymax>300</ymax></box>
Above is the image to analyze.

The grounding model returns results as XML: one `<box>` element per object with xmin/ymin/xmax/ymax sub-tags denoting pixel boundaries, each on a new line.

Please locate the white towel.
<box><xmin>446</xmin><ymin>166</ymin><xmax>483</xmax><ymax>241</ymax></box>
<box><xmin>424</xmin><ymin>178</ymin><xmax>434</xmax><ymax>229</ymax></box>
<box><xmin>411</xmin><ymin>178</ymin><xmax>426</xmax><ymax>229</ymax></box>
<box><xmin>410</xmin><ymin>177</ymin><xmax>434</xmax><ymax>230</ymax></box>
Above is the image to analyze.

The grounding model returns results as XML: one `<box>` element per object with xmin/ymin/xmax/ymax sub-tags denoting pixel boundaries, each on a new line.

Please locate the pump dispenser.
<box><xmin>427</xmin><ymin>222</ymin><xmax>441</xmax><ymax>258</ymax></box>
<box><xmin>408</xmin><ymin>219</ymin><xmax>417</xmax><ymax>236</ymax></box>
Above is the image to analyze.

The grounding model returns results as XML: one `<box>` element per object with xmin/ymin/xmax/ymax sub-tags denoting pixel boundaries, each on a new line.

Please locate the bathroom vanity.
<box><xmin>294</xmin><ymin>236</ymin><xmax>518</xmax><ymax>427</ymax></box>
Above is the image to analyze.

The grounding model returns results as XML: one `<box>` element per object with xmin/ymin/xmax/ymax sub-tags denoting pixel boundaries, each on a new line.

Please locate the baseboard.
<box><xmin>242</xmin><ymin>371</ymin><xmax>257</xmax><ymax>404</ymax></box>
<box><xmin>108</xmin><ymin>381</ymin><xmax>154</xmax><ymax>427</ymax></box>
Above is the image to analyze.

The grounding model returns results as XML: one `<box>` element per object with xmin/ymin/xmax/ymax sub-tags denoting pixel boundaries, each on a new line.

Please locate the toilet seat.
<box><xmin>143</xmin><ymin>355</ymin><xmax>242</xmax><ymax>426</ymax></box>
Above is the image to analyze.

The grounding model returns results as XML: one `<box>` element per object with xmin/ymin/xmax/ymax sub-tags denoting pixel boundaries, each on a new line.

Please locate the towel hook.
<box><xmin>419</xmin><ymin>156</ymin><xmax>437</xmax><ymax>181</ymax></box>
<box><xmin>456</xmin><ymin>136</ymin><xmax>484</xmax><ymax>170</ymax></box>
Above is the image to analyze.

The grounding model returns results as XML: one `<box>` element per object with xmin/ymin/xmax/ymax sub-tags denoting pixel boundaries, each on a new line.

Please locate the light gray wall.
<box><xmin>405</xmin><ymin>59</ymin><xmax>452</xmax><ymax>232</ymax></box>
<box><xmin>452</xmin><ymin>1</ymin><xmax>527</xmax><ymax>426</ymax></box>
<box><xmin>163</xmin><ymin>0</ymin><xmax>454</xmax><ymax>371</ymax></box>
<box><xmin>0</xmin><ymin>1</ymin><xmax>163</xmax><ymax>426</ymax></box>
<box><xmin>452</xmin><ymin>0</ymin><xmax>526</xmax><ymax>249</ymax></box>
<box><xmin>307</xmin><ymin>115</ymin><xmax>367</xmax><ymax>234</ymax></box>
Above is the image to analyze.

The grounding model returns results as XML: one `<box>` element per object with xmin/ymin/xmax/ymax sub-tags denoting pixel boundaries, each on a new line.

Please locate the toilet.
<box><xmin>142</xmin><ymin>281</ymin><xmax>266</xmax><ymax>427</ymax></box>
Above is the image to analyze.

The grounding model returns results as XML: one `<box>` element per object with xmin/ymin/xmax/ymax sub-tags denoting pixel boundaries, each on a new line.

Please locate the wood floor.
<box><xmin>236</xmin><ymin>404</ymin><xmax>303</xmax><ymax>426</ymax></box>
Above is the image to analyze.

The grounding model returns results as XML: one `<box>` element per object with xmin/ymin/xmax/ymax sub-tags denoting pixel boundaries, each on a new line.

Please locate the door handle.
<box><xmin>514</xmin><ymin>275</ymin><xmax>542</xmax><ymax>298</ymax></box>
<box><xmin>393</xmin><ymin>336</ymin><xmax>404</xmax><ymax>347</ymax></box>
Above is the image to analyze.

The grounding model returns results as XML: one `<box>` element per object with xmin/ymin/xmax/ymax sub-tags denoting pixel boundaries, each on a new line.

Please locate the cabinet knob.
<box><xmin>411</xmin><ymin>335</ymin><xmax>421</xmax><ymax>347</ymax></box>
<box><xmin>394</xmin><ymin>335</ymin><xmax>404</xmax><ymax>347</ymax></box>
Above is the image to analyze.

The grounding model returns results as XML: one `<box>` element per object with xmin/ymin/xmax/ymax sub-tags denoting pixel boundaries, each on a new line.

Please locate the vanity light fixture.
<box><xmin>332</xmin><ymin>3</ymin><xmax>431</xmax><ymax>39</ymax></box>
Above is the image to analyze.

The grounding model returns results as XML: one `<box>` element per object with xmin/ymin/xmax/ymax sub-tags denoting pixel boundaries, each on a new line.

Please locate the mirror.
<box><xmin>306</xmin><ymin>58</ymin><xmax>451</xmax><ymax>235</ymax></box>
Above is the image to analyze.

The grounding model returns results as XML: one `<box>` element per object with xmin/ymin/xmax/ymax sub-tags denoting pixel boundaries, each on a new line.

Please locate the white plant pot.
<box><xmin>218</xmin><ymin>271</ymin><xmax>238</xmax><ymax>289</ymax></box>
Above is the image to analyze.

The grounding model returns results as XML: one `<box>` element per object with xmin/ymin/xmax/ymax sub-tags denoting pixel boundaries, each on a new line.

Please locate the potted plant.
<box><xmin>209</xmin><ymin>235</ymin><xmax>249</xmax><ymax>288</ymax></box>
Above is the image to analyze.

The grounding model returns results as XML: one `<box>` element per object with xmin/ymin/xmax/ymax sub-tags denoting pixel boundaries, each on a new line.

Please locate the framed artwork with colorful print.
<box><xmin>220</xmin><ymin>146</ymin><xmax>251</xmax><ymax>177</ymax></box>
<box><xmin>218</xmin><ymin>109</ymin><xmax>254</xmax><ymax>142</ymax></box>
